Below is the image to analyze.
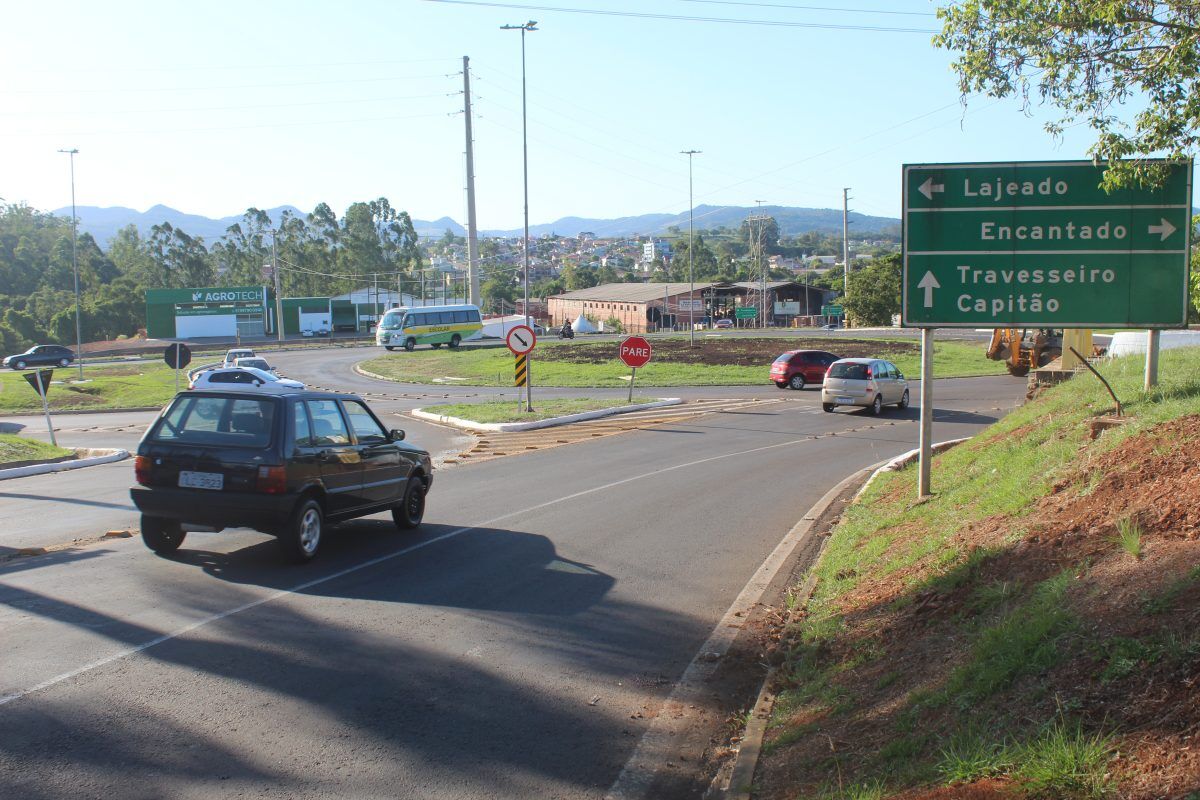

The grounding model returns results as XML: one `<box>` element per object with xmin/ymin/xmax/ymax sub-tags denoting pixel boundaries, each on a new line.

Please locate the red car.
<box><xmin>770</xmin><ymin>349</ymin><xmax>841</xmax><ymax>390</ymax></box>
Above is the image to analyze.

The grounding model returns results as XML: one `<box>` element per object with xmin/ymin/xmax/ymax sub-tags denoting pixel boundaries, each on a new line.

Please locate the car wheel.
<box><xmin>392</xmin><ymin>477</ymin><xmax>426</xmax><ymax>530</ymax></box>
<box><xmin>279</xmin><ymin>498</ymin><xmax>323</xmax><ymax>563</ymax></box>
<box><xmin>870</xmin><ymin>395</ymin><xmax>883</xmax><ymax>416</ymax></box>
<box><xmin>404</xmin><ymin>338</ymin><xmax>416</xmax><ymax>352</ymax></box>
<box><xmin>14</xmin><ymin>359</ymin><xmax>26</xmax><ymax>370</ymax></box>
<box><xmin>385</xmin><ymin>346</ymin><xmax>395</xmax><ymax>351</ymax></box>
<box><xmin>774</xmin><ymin>381</ymin><xmax>788</xmax><ymax>389</ymax></box>
<box><xmin>141</xmin><ymin>514</ymin><xmax>186</xmax><ymax>555</ymax></box>
<box><xmin>59</xmin><ymin>358</ymin><xmax>70</xmax><ymax>367</ymax></box>
<box><xmin>898</xmin><ymin>389</ymin><xmax>910</xmax><ymax>409</ymax></box>
<box><xmin>788</xmin><ymin>374</ymin><xmax>805</xmax><ymax>390</ymax></box>
<box><xmin>449</xmin><ymin>334</ymin><xmax>461</xmax><ymax>349</ymax></box>
<box><xmin>431</xmin><ymin>342</ymin><xmax>442</xmax><ymax>349</ymax></box>
<box><xmin>822</xmin><ymin>403</ymin><xmax>835</xmax><ymax>413</ymax></box>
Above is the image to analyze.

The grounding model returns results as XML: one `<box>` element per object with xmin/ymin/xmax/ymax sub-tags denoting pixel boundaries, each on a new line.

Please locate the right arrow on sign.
<box><xmin>917</xmin><ymin>271</ymin><xmax>941</xmax><ymax>308</ymax></box>
<box><xmin>1148</xmin><ymin>218</ymin><xmax>1177</xmax><ymax>241</ymax></box>
<box><xmin>918</xmin><ymin>177</ymin><xmax>945</xmax><ymax>201</ymax></box>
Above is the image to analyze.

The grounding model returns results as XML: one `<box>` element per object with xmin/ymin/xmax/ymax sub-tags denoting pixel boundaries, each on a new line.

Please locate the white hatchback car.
<box><xmin>821</xmin><ymin>358</ymin><xmax>909</xmax><ymax>415</ymax></box>
<box><xmin>189</xmin><ymin>366</ymin><xmax>304</xmax><ymax>393</ymax></box>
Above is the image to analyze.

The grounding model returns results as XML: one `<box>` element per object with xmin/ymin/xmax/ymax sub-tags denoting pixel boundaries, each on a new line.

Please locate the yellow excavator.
<box><xmin>986</xmin><ymin>328</ymin><xmax>1063</xmax><ymax>376</ymax></box>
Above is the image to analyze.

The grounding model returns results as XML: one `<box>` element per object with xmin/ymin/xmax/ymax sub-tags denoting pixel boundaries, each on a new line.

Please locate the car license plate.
<box><xmin>835</xmin><ymin>396</ymin><xmax>855</xmax><ymax>405</ymax></box>
<box><xmin>179</xmin><ymin>470</ymin><xmax>223</xmax><ymax>491</ymax></box>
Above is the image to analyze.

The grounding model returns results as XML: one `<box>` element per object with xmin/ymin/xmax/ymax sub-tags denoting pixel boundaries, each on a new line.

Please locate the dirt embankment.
<box><xmin>754</xmin><ymin>416</ymin><xmax>1200</xmax><ymax>799</ymax></box>
<box><xmin>535</xmin><ymin>338</ymin><xmax>916</xmax><ymax>366</ymax></box>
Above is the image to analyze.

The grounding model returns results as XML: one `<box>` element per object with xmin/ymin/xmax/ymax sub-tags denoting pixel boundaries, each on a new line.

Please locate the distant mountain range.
<box><xmin>53</xmin><ymin>203</ymin><xmax>900</xmax><ymax>246</ymax></box>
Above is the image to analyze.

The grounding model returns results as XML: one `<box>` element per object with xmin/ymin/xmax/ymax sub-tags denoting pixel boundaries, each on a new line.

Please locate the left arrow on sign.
<box><xmin>1148</xmin><ymin>218</ymin><xmax>1177</xmax><ymax>241</ymax></box>
<box><xmin>917</xmin><ymin>271</ymin><xmax>941</xmax><ymax>308</ymax></box>
<box><xmin>918</xmin><ymin>177</ymin><xmax>945</xmax><ymax>201</ymax></box>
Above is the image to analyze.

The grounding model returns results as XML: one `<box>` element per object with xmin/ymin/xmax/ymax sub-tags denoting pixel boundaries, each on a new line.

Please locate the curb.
<box><xmin>2</xmin><ymin>406</ymin><xmax>162</xmax><ymax>418</ymax></box>
<box><xmin>607</xmin><ymin>460</ymin><xmax>879</xmax><ymax>800</ymax></box>
<box><xmin>711</xmin><ymin>438</ymin><xmax>970</xmax><ymax>800</ymax></box>
<box><xmin>0</xmin><ymin>448</ymin><xmax>129</xmax><ymax>481</ymax></box>
<box><xmin>411</xmin><ymin>398</ymin><xmax>683</xmax><ymax>432</ymax></box>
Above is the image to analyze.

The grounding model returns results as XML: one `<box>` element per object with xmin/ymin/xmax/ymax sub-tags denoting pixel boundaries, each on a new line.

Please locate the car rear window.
<box><xmin>828</xmin><ymin>363</ymin><xmax>870</xmax><ymax>380</ymax></box>
<box><xmin>151</xmin><ymin>396</ymin><xmax>277</xmax><ymax>448</ymax></box>
<box><xmin>773</xmin><ymin>353</ymin><xmax>793</xmax><ymax>364</ymax></box>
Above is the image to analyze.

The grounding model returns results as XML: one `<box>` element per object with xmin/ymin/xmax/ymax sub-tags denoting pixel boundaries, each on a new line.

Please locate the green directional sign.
<box><xmin>734</xmin><ymin>307</ymin><xmax>758</xmax><ymax>319</ymax></box>
<box><xmin>821</xmin><ymin>305</ymin><xmax>843</xmax><ymax>316</ymax></box>
<box><xmin>902</xmin><ymin>160</ymin><xmax>1192</xmax><ymax>328</ymax></box>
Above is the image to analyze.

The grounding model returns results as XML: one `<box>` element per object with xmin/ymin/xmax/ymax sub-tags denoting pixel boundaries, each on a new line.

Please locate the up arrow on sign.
<box><xmin>917</xmin><ymin>271</ymin><xmax>941</xmax><ymax>308</ymax></box>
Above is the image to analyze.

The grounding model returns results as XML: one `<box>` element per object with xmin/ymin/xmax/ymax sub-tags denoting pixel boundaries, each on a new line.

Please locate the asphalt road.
<box><xmin>0</xmin><ymin>348</ymin><xmax>1027</xmax><ymax>798</ymax></box>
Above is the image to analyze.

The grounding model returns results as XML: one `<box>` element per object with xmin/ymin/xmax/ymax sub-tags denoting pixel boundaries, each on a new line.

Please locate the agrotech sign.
<box><xmin>902</xmin><ymin>160</ymin><xmax>1193</xmax><ymax>328</ymax></box>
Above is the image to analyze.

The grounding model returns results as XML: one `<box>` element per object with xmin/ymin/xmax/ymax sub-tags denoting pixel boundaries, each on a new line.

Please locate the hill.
<box><xmin>741</xmin><ymin>350</ymin><xmax>1200</xmax><ymax>799</ymax></box>
<box><xmin>55</xmin><ymin>204</ymin><xmax>899</xmax><ymax>246</ymax></box>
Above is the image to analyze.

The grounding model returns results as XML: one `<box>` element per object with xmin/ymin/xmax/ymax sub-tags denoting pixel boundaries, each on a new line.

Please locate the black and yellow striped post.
<box><xmin>514</xmin><ymin>353</ymin><xmax>528</xmax><ymax>387</ymax></box>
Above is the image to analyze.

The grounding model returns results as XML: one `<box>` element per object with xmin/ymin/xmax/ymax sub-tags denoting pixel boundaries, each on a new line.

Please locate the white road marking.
<box><xmin>0</xmin><ymin>433</ymin><xmax>821</xmax><ymax>708</ymax></box>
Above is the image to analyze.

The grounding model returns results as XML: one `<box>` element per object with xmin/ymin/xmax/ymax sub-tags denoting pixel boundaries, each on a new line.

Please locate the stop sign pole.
<box><xmin>619</xmin><ymin>336</ymin><xmax>652</xmax><ymax>402</ymax></box>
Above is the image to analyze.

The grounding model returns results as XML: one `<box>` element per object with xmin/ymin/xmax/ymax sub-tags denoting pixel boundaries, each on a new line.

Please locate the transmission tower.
<box><xmin>747</xmin><ymin>202</ymin><xmax>772</xmax><ymax>328</ymax></box>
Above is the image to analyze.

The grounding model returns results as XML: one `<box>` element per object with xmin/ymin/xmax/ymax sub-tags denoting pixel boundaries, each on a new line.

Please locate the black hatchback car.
<box><xmin>3</xmin><ymin>344</ymin><xmax>76</xmax><ymax>370</ymax></box>
<box><xmin>131</xmin><ymin>389</ymin><xmax>432</xmax><ymax>562</ymax></box>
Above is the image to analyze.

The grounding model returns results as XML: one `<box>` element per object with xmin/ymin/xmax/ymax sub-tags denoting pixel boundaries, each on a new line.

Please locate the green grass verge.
<box><xmin>423</xmin><ymin>396</ymin><xmax>656</xmax><ymax>424</ymax></box>
<box><xmin>362</xmin><ymin>338</ymin><xmax>1005</xmax><ymax>387</ymax></box>
<box><xmin>767</xmin><ymin>347</ymin><xmax>1200</xmax><ymax>797</ymax></box>
<box><xmin>0</xmin><ymin>433</ymin><xmax>74</xmax><ymax>465</ymax></box>
<box><xmin>0</xmin><ymin>363</ymin><xmax>179</xmax><ymax>413</ymax></box>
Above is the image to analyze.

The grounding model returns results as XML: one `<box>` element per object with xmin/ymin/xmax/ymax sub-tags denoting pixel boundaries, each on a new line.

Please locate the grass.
<box><xmin>421</xmin><ymin>396</ymin><xmax>655</xmax><ymax>424</ymax></box>
<box><xmin>0</xmin><ymin>432</ymin><xmax>74</xmax><ymax>465</ymax></box>
<box><xmin>761</xmin><ymin>346</ymin><xmax>1200</xmax><ymax>797</ymax></box>
<box><xmin>0</xmin><ymin>363</ymin><xmax>179</xmax><ymax>413</ymax></box>
<box><xmin>360</xmin><ymin>337</ymin><xmax>1005</xmax><ymax>387</ymax></box>
<box><xmin>1114</xmin><ymin>516</ymin><xmax>1143</xmax><ymax>559</ymax></box>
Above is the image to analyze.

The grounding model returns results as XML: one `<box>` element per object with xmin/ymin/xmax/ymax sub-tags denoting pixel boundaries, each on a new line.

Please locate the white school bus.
<box><xmin>375</xmin><ymin>304</ymin><xmax>483</xmax><ymax>351</ymax></box>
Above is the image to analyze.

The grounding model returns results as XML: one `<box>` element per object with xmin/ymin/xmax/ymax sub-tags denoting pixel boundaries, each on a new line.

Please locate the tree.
<box><xmin>842</xmin><ymin>254</ymin><xmax>900</xmax><ymax>327</ymax></box>
<box><xmin>937</xmin><ymin>2</ymin><xmax>1200</xmax><ymax>188</ymax></box>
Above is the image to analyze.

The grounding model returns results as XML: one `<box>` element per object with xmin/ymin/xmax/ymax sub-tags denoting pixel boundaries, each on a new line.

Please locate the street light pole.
<box><xmin>58</xmin><ymin>148</ymin><xmax>83</xmax><ymax>379</ymax></box>
<box><xmin>502</xmin><ymin>19</ymin><xmax>537</xmax><ymax>413</ymax></box>
<box><xmin>681</xmin><ymin>149</ymin><xmax>700</xmax><ymax>345</ymax></box>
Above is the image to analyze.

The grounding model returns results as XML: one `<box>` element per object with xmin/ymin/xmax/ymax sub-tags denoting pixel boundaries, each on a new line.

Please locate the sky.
<box><xmin>0</xmin><ymin>0</ymin><xmax>1141</xmax><ymax>236</ymax></box>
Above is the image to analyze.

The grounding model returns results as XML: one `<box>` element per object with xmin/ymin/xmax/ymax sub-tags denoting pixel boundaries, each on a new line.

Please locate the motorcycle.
<box><xmin>558</xmin><ymin>326</ymin><xmax>575</xmax><ymax>340</ymax></box>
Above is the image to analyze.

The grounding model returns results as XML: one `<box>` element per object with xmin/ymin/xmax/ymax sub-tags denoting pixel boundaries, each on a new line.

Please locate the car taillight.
<box><xmin>135</xmin><ymin>455</ymin><xmax>152</xmax><ymax>485</ymax></box>
<box><xmin>256</xmin><ymin>465</ymin><xmax>287</xmax><ymax>494</ymax></box>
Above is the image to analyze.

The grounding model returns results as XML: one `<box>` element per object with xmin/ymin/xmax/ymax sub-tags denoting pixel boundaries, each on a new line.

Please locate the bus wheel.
<box><xmin>449</xmin><ymin>334</ymin><xmax>461</xmax><ymax>349</ymax></box>
<box><xmin>404</xmin><ymin>338</ymin><xmax>416</xmax><ymax>352</ymax></box>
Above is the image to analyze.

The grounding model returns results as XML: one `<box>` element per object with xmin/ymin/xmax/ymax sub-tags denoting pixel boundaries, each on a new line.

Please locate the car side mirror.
<box><xmin>390</xmin><ymin>428</ymin><xmax>405</xmax><ymax>441</ymax></box>
<box><xmin>253</xmin><ymin>379</ymin><xmax>263</xmax><ymax>386</ymax></box>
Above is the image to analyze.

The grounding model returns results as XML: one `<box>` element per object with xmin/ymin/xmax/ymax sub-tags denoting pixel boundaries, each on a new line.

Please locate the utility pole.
<box><xmin>271</xmin><ymin>233</ymin><xmax>283</xmax><ymax>342</ymax></box>
<box><xmin>682</xmin><ymin>149</ymin><xmax>700</xmax><ymax>345</ymax></box>
<box><xmin>748</xmin><ymin>202</ymin><xmax>771</xmax><ymax>329</ymax></box>
<box><xmin>58</xmin><ymin>148</ymin><xmax>83</xmax><ymax>378</ymax></box>
<box><xmin>842</xmin><ymin>188</ymin><xmax>852</xmax><ymax>320</ymax></box>
<box><xmin>501</xmin><ymin>19</ymin><xmax>537</xmax><ymax>412</ymax></box>
<box><xmin>462</xmin><ymin>55</ymin><xmax>481</xmax><ymax>307</ymax></box>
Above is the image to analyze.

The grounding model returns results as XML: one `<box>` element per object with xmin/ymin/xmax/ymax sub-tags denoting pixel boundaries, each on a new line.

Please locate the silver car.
<box><xmin>821</xmin><ymin>358</ymin><xmax>909</xmax><ymax>415</ymax></box>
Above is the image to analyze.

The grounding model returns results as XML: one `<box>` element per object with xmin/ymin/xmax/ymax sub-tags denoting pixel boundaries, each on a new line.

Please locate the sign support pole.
<box><xmin>1145</xmin><ymin>329</ymin><xmax>1160</xmax><ymax>391</ymax></box>
<box><xmin>628</xmin><ymin>367</ymin><xmax>635</xmax><ymax>403</ymax></box>
<box><xmin>174</xmin><ymin>349</ymin><xmax>181</xmax><ymax>394</ymax></box>
<box><xmin>918</xmin><ymin>327</ymin><xmax>934</xmax><ymax>499</ymax></box>
<box><xmin>526</xmin><ymin>354</ymin><xmax>533</xmax><ymax>413</ymax></box>
<box><xmin>35</xmin><ymin>372</ymin><xmax>57</xmax><ymax>447</ymax></box>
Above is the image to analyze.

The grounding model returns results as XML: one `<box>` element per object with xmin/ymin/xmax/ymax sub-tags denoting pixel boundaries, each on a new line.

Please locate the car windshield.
<box><xmin>829</xmin><ymin>363</ymin><xmax>870</xmax><ymax>380</ymax></box>
<box><xmin>237</xmin><ymin>359</ymin><xmax>270</xmax><ymax>370</ymax></box>
<box><xmin>239</xmin><ymin>367</ymin><xmax>279</xmax><ymax>382</ymax></box>
<box><xmin>151</xmin><ymin>395</ymin><xmax>276</xmax><ymax>448</ymax></box>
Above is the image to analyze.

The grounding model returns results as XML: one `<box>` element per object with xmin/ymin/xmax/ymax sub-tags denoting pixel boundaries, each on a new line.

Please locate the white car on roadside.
<box><xmin>222</xmin><ymin>348</ymin><xmax>256</xmax><ymax>367</ymax></box>
<box><xmin>188</xmin><ymin>366</ymin><xmax>304</xmax><ymax>393</ymax></box>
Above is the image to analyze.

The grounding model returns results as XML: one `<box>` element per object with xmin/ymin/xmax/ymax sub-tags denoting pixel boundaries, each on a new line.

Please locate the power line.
<box><xmin>422</xmin><ymin>0</ymin><xmax>937</xmax><ymax>32</ymax></box>
<box><xmin>677</xmin><ymin>1</ymin><xmax>935</xmax><ymax>17</ymax></box>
